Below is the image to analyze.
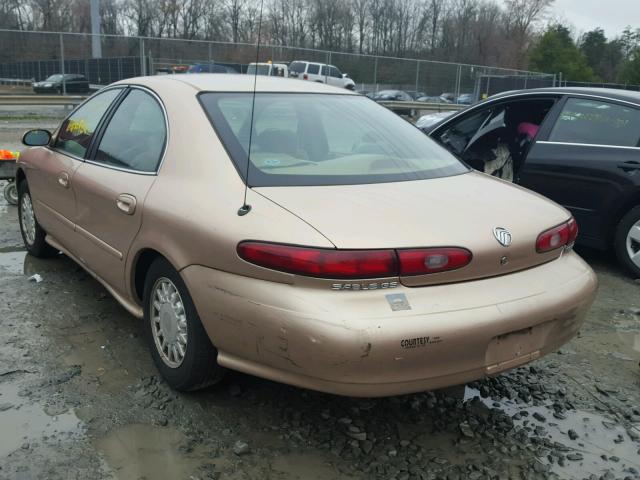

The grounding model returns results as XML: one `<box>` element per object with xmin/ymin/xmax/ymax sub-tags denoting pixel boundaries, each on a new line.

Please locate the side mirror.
<box><xmin>22</xmin><ymin>129</ymin><xmax>51</xmax><ymax>147</ymax></box>
<box><xmin>342</xmin><ymin>73</ymin><xmax>349</xmax><ymax>78</ymax></box>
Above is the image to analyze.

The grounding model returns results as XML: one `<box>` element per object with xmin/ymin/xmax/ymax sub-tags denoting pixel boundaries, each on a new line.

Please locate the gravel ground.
<box><xmin>1</xmin><ymin>109</ymin><xmax>640</xmax><ymax>480</ymax></box>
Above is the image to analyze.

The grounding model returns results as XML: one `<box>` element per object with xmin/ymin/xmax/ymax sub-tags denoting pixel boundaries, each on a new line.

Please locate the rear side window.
<box><xmin>56</xmin><ymin>88</ymin><xmax>122</xmax><ymax>158</ymax></box>
<box><xmin>307</xmin><ymin>64</ymin><xmax>320</xmax><ymax>74</ymax></box>
<box><xmin>94</xmin><ymin>89</ymin><xmax>166</xmax><ymax>172</ymax></box>
<box><xmin>289</xmin><ymin>62</ymin><xmax>306</xmax><ymax>74</ymax></box>
<box><xmin>199</xmin><ymin>92</ymin><xmax>467</xmax><ymax>187</ymax></box>
<box><xmin>550</xmin><ymin>98</ymin><xmax>640</xmax><ymax>147</ymax></box>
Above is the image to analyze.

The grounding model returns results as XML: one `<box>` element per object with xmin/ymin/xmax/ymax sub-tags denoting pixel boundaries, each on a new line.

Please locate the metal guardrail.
<box><xmin>0</xmin><ymin>95</ymin><xmax>86</xmax><ymax>107</ymax></box>
<box><xmin>0</xmin><ymin>77</ymin><xmax>34</xmax><ymax>87</ymax></box>
<box><xmin>377</xmin><ymin>101</ymin><xmax>467</xmax><ymax>112</ymax></box>
<box><xmin>0</xmin><ymin>94</ymin><xmax>467</xmax><ymax>115</ymax></box>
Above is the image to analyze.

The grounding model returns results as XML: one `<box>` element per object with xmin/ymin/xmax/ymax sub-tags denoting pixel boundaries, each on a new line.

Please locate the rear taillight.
<box><xmin>303</xmin><ymin>73</ymin><xmax>308</xmax><ymax>80</ymax></box>
<box><xmin>238</xmin><ymin>242</ymin><xmax>472</xmax><ymax>278</ymax></box>
<box><xmin>397</xmin><ymin>248</ymin><xmax>472</xmax><ymax>275</ymax></box>
<box><xmin>237</xmin><ymin>242</ymin><xmax>397</xmax><ymax>279</ymax></box>
<box><xmin>536</xmin><ymin>218</ymin><xmax>578</xmax><ymax>253</ymax></box>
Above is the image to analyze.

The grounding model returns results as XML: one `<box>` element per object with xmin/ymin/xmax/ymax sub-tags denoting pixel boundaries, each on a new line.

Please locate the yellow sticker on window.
<box><xmin>66</xmin><ymin>119</ymin><xmax>89</xmax><ymax>136</ymax></box>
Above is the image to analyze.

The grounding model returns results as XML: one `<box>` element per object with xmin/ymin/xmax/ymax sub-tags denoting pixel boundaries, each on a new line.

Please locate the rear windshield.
<box><xmin>246</xmin><ymin>64</ymin><xmax>271</xmax><ymax>76</ymax></box>
<box><xmin>289</xmin><ymin>62</ymin><xmax>306</xmax><ymax>74</ymax></box>
<box><xmin>199</xmin><ymin>93</ymin><xmax>468</xmax><ymax>187</ymax></box>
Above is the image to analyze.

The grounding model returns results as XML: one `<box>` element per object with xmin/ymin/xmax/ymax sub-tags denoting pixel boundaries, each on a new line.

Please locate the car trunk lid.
<box><xmin>254</xmin><ymin>172</ymin><xmax>570</xmax><ymax>286</ymax></box>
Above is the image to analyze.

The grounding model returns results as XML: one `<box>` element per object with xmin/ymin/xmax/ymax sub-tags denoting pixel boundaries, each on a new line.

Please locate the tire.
<box><xmin>614</xmin><ymin>205</ymin><xmax>640</xmax><ymax>278</ymax></box>
<box><xmin>143</xmin><ymin>257</ymin><xmax>224</xmax><ymax>391</ymax></box>
<box><xmin>3</xmin><ymin>181</ymin><xmax>18</xmax><ymax>205</ymax></box>
<box><xmin>17</xmin><ymin>180</ymin><xmax>57</xmax><ymax>258</ymax></box>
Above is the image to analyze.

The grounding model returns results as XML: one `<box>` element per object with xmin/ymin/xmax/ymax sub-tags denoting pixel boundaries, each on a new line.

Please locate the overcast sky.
<box><xmin>546</xmin><ymin>0</ymin><xmax>640</xmax><ymax>38</ymax></box>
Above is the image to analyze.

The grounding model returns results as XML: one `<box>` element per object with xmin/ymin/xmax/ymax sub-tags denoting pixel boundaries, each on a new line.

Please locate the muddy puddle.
<box><xmin>0</xmin><ymin>249</ymin><xmax>69</xmax><ymax>279</ymax></box>
<box><xmin>270</xmin><ymin>453</ymin><xmax>355</xmax><ymax>479</ymax></box>
<box><xmin>94</xmin><ymin>424</ymin><xmax>210</xmax><ymax>480</ymax></box>
<box><xmin>0</xmin><ymin>250</ymin><xmax>27</xmax><ymax>275</ymax></box>
<box><xmin>465</xmin><ymin>387</ymin><xmax>640</xmax><ymax>478</ymax></box>
<box><xmin>0</xmin><ymin>381</ymin><xmax>84</xmax><ymax>457</ymax></box>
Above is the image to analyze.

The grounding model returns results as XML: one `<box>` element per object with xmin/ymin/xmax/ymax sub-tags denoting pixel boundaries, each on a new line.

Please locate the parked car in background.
<box><xmin>371</xmin><ymin>90</ymin><xmax>413</xmax><ymax>102</ymax></box>
<box><xmin>246</xmin><ymin>62</ymin><xmax>288</xmax><ymax>77</ymax></box>
<box><xmin>372</xmin><ymin>90</ymin><xmax>415</xmax><ymax>116</ymax></box>
<box><xmin>16</xmin><ymin>75</ymin><xmax>595</xmax><ymax>396</ymax></box>
<box><xmin>456</xmin><ymin>93</ymin><xmax>474</xmax><ymax>105</ymax></box>
<box><xmin>406</xmin><ymin>91</ymin><xmax>426</xmax><ymax>100</ymax></box>
<box><xmin>415</xmin><ymin>111</ymin><xmax>456</xmax><ymax>130</ymax></box>
<box><xmin>440</xmin><ymin>92</ymin><xmax>456</xmax><ymax>103</ymax></box>
<box><xmin>187</xmin><ymin>63</ymin><xmax>237</xmax><ymax>74</ymax></box>
<box><xmin>424</xmin><ymin>87</ymin><xmax>640</xmax><ymax>277</ymax></box>
<box><xmin>33</xmin><ymin>74</ymin><xmax>90</xmax><ymax>94</ymax></box>
<box><xmin>417</xmin><ymin>95</ymin><xmax>453</xmax><ymax>104</ymax></box>
<box><xmin>288</xmin><ymin>61</ymin><xmax>355</xmax><ymax>90</ymax></box>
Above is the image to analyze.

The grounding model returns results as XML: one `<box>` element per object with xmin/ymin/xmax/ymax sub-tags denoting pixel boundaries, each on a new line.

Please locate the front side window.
<box><xmin>56</xmin><ymin>88</ymin><xmax>122</xmax><ymax>158</ymax></box>
<box><xmin>330</xmin><ymin>66</ymin><xmax>342</xmax><ymax>78</ymax></box>
<box><xmin>435</xmin><ymin>109</ymin><xmax>492</xmax><ymax>157</ymax></box>
<box><xmin>550</xmin><ymin>98</ymin><xmax>640</xmax><ymax>147</ymax></box>
<box><xmin>94</xmin><ymin>89</ymin><xmax>166</xmax><ymax>172</ymax></box>
<box><xmin>199</xmin><ymin>93</ymin><xmax>467</xmax><ymax>187</ymax></box>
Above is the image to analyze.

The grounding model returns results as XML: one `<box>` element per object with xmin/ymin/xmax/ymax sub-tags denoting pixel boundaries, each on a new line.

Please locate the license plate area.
<box><xmin>485</xmin><ymin>323</ymin><xmax>549</xmax><ymax>375</ymax></box>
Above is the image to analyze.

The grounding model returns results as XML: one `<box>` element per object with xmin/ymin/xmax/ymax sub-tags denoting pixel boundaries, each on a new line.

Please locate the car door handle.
<box><xmin>618</xmin><ymin>161</ymin><xmax>640</xmax><ymax>172</ymax></box>
<box><xmin>57</xmin><ymin>172</ymin><xmax>70</xmax><ymax>188</ymax></box>
<box><xmin>116</xmin><ymin>194</ymin><xmax>137</xmax><ymax>215</ymax></box>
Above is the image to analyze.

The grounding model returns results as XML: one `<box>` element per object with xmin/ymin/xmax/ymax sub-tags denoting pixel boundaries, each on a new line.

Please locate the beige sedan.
<box><xmin>16</xmin><ymin>75</ymin><xmax>597</xmax><ymax>396</ymax></box>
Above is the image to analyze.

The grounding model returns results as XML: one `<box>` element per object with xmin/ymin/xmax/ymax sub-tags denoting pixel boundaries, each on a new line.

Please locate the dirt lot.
<box><xmin>1</xmin><ymin>115</ymin><xmax>640</xmax><ymax>479</ymax></box>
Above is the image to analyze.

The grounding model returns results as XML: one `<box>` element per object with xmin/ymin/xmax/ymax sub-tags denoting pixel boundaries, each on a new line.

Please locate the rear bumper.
<box><xmin>182</xmin><ymin>250</ymin><xmax>597</xmax><ymax>397</ymax></box>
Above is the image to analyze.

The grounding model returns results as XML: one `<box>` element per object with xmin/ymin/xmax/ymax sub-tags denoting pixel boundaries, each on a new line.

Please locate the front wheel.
<box><xmin>17</xmin><ymin>180</ymin><xmax>57</xmax><ymax>257</ymax></box>
<box><xmin>143</xmin><ymin>257</ymin><xmax>224</xmax><ymax>391</ymax></box>
<box><xmin>614</xmin><ymin>206</ymin><xmax>640</xmax><ymax>278</ymax></box>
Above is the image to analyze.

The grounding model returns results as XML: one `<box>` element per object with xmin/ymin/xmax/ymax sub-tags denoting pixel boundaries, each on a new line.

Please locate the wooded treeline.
<box><xmin>1</xmin><ymin>0</ymin><xmax>639</xmax><ymax>83</ymax></box>
<box><xmin>0</xmin><ymin>0</ymin><xmax>552</xmax><ymax>69</ymax></box>
<box><xmin>529</xmin><ymin>25</ymin><xmax>640</xmax><ymax>85</ymax></box>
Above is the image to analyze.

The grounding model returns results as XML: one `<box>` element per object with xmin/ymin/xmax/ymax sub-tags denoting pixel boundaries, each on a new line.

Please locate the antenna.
<box><xmin>238</xmin><ymin>0</ymin><xmax>265</xmax><ymax>217</ymax></box>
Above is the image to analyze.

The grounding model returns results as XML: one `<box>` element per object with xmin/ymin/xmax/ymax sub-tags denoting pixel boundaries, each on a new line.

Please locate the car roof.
<box><xmin>290</xmin><ymin>60</ymin><xmax>335</xmax><ymax>67</ymax></box>
<box><xmin>116</xmin><ymin>73</ymin><xmax>355</xmax><ymax>95</ymax></box>
<box><xmin>490</xmin><ymin>87</ymin><xmax>640</xmax><ymax>105</ymax></box>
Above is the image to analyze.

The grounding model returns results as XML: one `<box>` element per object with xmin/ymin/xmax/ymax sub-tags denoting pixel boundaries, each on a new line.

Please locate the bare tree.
<box><xmin>503</xmin><ymin>0</ymin><xmax>553</xmax><ymax>67</ymax></box>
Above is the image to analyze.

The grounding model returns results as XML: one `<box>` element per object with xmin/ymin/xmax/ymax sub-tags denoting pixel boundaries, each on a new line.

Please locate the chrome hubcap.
<box><xmin>627</xmin><ymin>220</ymin><xmax>640</xmax><ymax>268</ymax></box>
<box><xmin>151</xmin><ymin>278</ymin><xmax>188</xmax><ymax>368</ymax></box>
<box><xmin>20</xmin><ymin>192</ymin><xmax>36</xmax><ymax>246</ymax></box>
<box><xmin>7</xmin><ymin>184</ymin><xmax>18</xmax><ymax>203</ymax></box>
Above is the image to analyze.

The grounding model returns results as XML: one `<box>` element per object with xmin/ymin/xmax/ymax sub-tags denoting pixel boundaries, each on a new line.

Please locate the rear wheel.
<box><xmin>143</xmin><ymin>257</ymin><xmax>224</xmax><ymax>391</ymax></box>
<box><xmin>614</xmin><ymin>206</ymin><xmax>640</xmax><ymax>278</ymax></box>
<box><xmin>3</xmin><ymin>181</ymin><xmax>18</xmax><ymax>205</ymax></box>
<box><xmin>17</xmin><ymin>180</ymin><xmax>57</xmax><ymax>257</ymax></box>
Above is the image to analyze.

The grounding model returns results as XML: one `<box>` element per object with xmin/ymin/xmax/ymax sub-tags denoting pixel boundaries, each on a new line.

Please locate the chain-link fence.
<box><xmin>0</xmin><ymin>29</ymin><xmax>555</xmax><ymax>102</ymax></box>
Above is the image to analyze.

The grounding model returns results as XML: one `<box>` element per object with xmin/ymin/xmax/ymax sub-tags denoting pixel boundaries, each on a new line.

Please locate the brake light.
<box><xmin>237</xmin><ymin>242</ymin><xmax>397</xmax><ymax>279</ymax></box>
<box><xmin>397</xmin><ymin>248</ymin><xmax>472</xmax><ymax>275</ymax></box>
<box><xmin>238</xmin><ymin>242</ymin><xmax>473</xmax><ymax>279</ymax></box>
<box><xmin>303</xmin><ymin>73</ymin><xmax>308</xmax><ymax>80</ymax></box>
<box><xmin>536</xmin><ymin>218</ymin><xmax>578</xmax><ymax>253</ymax></box>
